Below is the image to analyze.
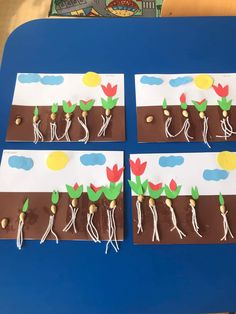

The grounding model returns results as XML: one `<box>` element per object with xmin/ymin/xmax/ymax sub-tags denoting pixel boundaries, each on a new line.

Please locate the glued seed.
<box><xmin>105</xmin><ymin>109</ymin><xmax>111</xmax><ymax>116</ymax></box>
<box><xmin>82</xmin><ymin>111</ymin><xmax>88</xmax><ymax>118</ymax></box>
<box><xmin>50</xmin><ymin>112</ymin><xmax>56</xmax><ymax>121</ymax></box>
<box><xmin>65</xmin><ymin>113</ymin><xmax>71</xmax><ymax>120</ymax></box>
<box><xmin>33</xmin><ymin>115</ymin><xmax>39</xmax><ymax>123</ymax></box>
<box><xmin>137</xmin><ymin>195</ymin><xmax>144</xmax><ymax>203</ymax></box>
<box><xmin>89</xmin><ymin>204</ymin><xmax>97</xmax><ymax>214</ymax></box>
<box><xmin>149</xmin><ymin>198</ymin><xmax>155</xmax><ymax>206</ymax></box>
<box><xmin>164</xmin><ymin>109</ymin><xmax>170</xmax><ymax>117</ymax></box>
<box><xmin>1</xmin><ymin>218</ymin><xmax>8</xmax><ymax>229</ymax></box>
<box><xmin>165</xmin><ymin>198</ymin><xmax>172</xmax><ymax>207</ymax></box>
<box><xmin>199</xmin><ymin>112</ymin><xmax>205</xmax><ymax>119</ymax></box>
<box><xmin>15</xmin><ymin>117</ymin><xmax>22</xmax><ymax>125</ymax></box>
<box><xmin>220</xmin><ymin>205</ymin><xmax>226</xmax><ymax>214</ymax></box>
<box><xmin>19</xmin><ymin>212</ymin><xmax>25</xmax><ymax>222</ymax></box>
<box><xmin>189</xmin><ymin>199</ymin><xmax>196</xmax><ymax>207</ymax></box>
<box><xmin>223</xmin><ymin>110</ymin><xmax>228</xmax><ymax>118</ymax></box>
<box><xmin>71</xmin><ymin>198</ymin><xmax>78</xmax><ymax>208</ymax></box>
<box><xmin>110</xmin><ymin>200</ymin><xmax>116</xmax><ymax>209</ymax></box>
<box><xmin>146</xmin><ymin>115</ymin><xmax>154</xmax><ymax>123</ymax></box>
<box><xmin>51</xmin><ymin>205</ymin><xmax>57</xmax><ymax>214</ymax></box>
<box><xmin>182</xmin><ymin>110</ymin><xmax>189</xmax><ymax>118</ymax></box>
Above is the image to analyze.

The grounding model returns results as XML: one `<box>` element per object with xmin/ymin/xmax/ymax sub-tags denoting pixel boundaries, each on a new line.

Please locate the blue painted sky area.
<box><xmin>159</xmin><ymin>155</ymin><xmax>184</xmax><ymax>167</ymax></box>
<box><xmin>80</xmin><ymin>153</ymin><xmax>106</xmax><ymax>166</ymax></box>
<box><xmin>169</xmin><ymin>76</ymin><xmax>193</xmax><ymax>87</ymax></box>
<box><xmin>203</xmin><ymin>169</ymin><xmax>229</xmax><ymax>181</ymax></box>
<box><xmin>18</xmin><ymin>73</ymin><xmax>64</xmax><ymax>85</ymax></box>
<box><xmin>140</xmin><ymin>75</ymin><xmax>163</xmax><ymax>85</ymax></box>
<box><xmin>8</xmin><ymin>156</ymin><xmax>34</xmax><ymax>171</ymax></box>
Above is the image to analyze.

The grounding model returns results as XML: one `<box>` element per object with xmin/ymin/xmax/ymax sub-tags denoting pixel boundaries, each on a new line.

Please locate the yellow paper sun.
<box><xmin>217</xmin><ymin>151</ymin><xmax>236</xmax><ymax>171</ymax></box>
<box><xmin>194</xmin><ymin>74</ymin><xmax>214</xmax><ymax>90</ymax></box>
<box><xmin>82</xmin><ymin>72</ymin><xmax>101</xmax><ymax>87</ymax></box>
<box><xmin>46</xmin><ymin>151</ymin><xmax>69</xmax><ymax>171</ymax></box>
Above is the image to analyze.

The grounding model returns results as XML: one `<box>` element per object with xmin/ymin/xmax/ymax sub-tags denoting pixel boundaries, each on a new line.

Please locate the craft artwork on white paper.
<box><xmin>13</xmin><ymin>73</ymin><xmax>124</xmax><ymax>106</ymax></box>
<box><xmin>129</xmin><ymin>151</ymin><xmax>236</xmax><ymax>196</ymax></box>
<box><xmin>135</xmin><ymin>73</ymin><xmax>236</xmax><ymax>106</ymax></box>
<box><xmin>0</xmin><ymin>150</ymin><xmax>124</xmax><ymax>192</ymax></box>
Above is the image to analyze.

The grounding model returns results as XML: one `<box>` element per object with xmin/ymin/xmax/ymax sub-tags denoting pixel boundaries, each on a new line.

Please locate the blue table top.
<box><xmin>0</xmin><ymin>17</ymin><xmax>236</xmax><ymax>314</ymax></box>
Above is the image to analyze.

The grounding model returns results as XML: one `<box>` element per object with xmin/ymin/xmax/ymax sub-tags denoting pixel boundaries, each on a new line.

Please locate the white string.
<box><xmin>86</xmin><ymin>213</ymin><xmax>101</xmax><ymax>243</ymax></box>
<box><xmin>221</xmin><ymin>212</ymin><xmax>234</xmax><ymax>241</ymax></box>
<box><xmin>40</xmin><ymin>215</ymin><xmax>58</xmax><ymax>244</ymax></box>
<box><xmin>216</xmin><ymin>117</ymin><xmax>236</xmax><ymax>140</ymax></box>
<box><xmin>78</xmin><ymin>116</ymin><xmax>89</xmax><ymax>144</ymax></box>
<box><xmin>59</xmin><ymin>118</ymin><xmax>72</xmax><ymax>141</ymax></box>
<box><xmin>164</xmin><ymin>117</ymin><xmax>175</xmax><ymax>138</ymax></box>
<box><xmin>111</xmin><ymin>206</ymin><xmax>119</xmax><ymax>251</ymax></box>
<box><xmin>202</xmin><ymin>116</ymin><xmax>211</xmax><ymax>148</ymax></box>
<box><xmin>16</xmin><ymin>220</ymin><xmax>24</xmax><ymax>250</ymax></box>
<box><xmin>50</xmin><ymin>122</ymin><xmax>59</xmax><ymax>141</ymax></box>
<box><xmin>33</xmin><ymin>121</ymin><xmax>44</xmax><ymax>144</ymax></box>
<box><xmin>136</xmin><ymin>200</ymin><xmax>143</xmax><ymax>234</ymax></box>
<box><xmin>105</xmin><ymin>208</ymin><xmax>118</xmax><ymax>254</ymax></box>
<box><xmin>190</xmin><ymin>204</ymin><xmax>202</xmax><ymax>237</ymax></box>
<box><xmin>98</xmin><ymin>115</ymin><xmax>112</xmax><ymax>137</ymax></box>
<box><xmin>149</xmin><ymin>205</ymin><xmax>160</xmax><ymax>242</ymax></box>
<box><xmin>63</xmin><ymin>205</ymin><xmax>79</xmax><ymax>233</ymax></box>
<box><xmin>169</xmin><ymin>206</ymin><xmax>186</xmax><ymax>239</ymax></box>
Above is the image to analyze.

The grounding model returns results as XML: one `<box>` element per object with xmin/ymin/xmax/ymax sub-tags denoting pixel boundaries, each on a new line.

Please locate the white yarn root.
<box><xmin>149</xmin><ymin>204</ymin><xmax>160</xmax><ymax>242</ymax></box>
<box><xmin>136</xmin><ymin>200</ymin><xmax>143</xmax><ymax>234</ymax></box>
<box><xmin>169</xmin><ymin>206</ymin><xmax>186</xmax><ymax>239</ymax></box>
<box><xmin>40</xmin><ymin>215</ymin><xmax>58</xmax><ymax>244</ymax></box>
<box><xmin>190</xmin><ymin>205</ymin><xmax>202</xmax><ymax>237</ymax></box>
<box><xmin>50</xmin><ymin>122</ymin><xmax>59</xmax><ymax>141</ymax></box>
<box><xmin>202</xmin><ymin>116</ymin><xmax>211</xmax><ymax>148</ymax></box>
<box><xmin>59</xmin><ymin>118</ymin><xmax>72</xmax><ymax>142</ymax></box>
<box><xmin>86</xmin><ymin>213</ymin><xmax>101</xmax><ymax>243</ymax></box>
<box><xmin>78</xmin><ymin>116</ymin><xmax>89</xmax><ymax>144</ymax></box>
<box><xmin>105</xmin><ymin>207</ymin><xmax>119</xmax><ymax>254</ymax></box>
<box><xmin>33</xmin><ymin>121</ymin><xmax>44</xmax><ymax>144</ymax></box>
<box><xmin>16</xmin><ymin>220</ymin><xmax>24</xmax><ymax>250</ymax></box>
<box><xmin>221</xmin><ymin>211</ymin><xmax>234</xmax><ymax>241</ymax></box>
<box><xmin>164</xmin><ymin>117</ymin><xmax>175</xmax><ymax>138</ymax></box>
<box><xmin>63</xmin><ymin>205</ymin><xmax>79</xmax><ymax>233</ymax></box>
<box><xmin>216</xmin><ymin>117</ymin><xmax>236</xmax><ymax>140</ymax></box>
<box><xmin>98</xmin><ymin>115</ymin><xmax>112</xmax><ymax>137</ymax></box>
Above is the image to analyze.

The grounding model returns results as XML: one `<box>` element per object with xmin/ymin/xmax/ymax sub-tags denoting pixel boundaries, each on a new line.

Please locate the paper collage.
<box><xmin>0</xmin><ymin>150</ymin><xmax>124</xmax><ymax>252</ymax></box>
<box><xmin>129</xmin><ymin>151</ymin><xmax>236</xmax><ymax>244</ymax></box>
<box><xmin>7</xmin><ymin>73</ymin><xmax>125</xmax><ymax>143</ymax></box>
<box><xmin>135</xmin><ymin>73</ymin><xmax>236</xmax><ymax>147</ymax></box>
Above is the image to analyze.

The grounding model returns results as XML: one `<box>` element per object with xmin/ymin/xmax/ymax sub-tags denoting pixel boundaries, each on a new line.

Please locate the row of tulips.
<box><xmin>129</xmin><ymin>158</ymin><xmax>234</xmax><ymax>242</ymax></box>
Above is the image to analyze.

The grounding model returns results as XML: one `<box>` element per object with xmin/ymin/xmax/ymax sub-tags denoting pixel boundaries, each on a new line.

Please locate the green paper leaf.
<box><xmin>101</xmin><ymin>97</ymin><xmax>118</xmax><ymax>110</ymax></box>
<box><xmin>51</xmin><ymin>103</ymin><xmax>58</xmax><ymax>113</ymax></box>
<box><xmin>164</xmin><ymin>185</ymin><xmax>181</xmax><ymax>199</ymax></box>
<box><xmin>103</xmin><ymin>182</ymin><xmax>122</xmax><ymax>201</ymax></box>
<box><xmin>217</xmin><ymin>98</ymin><xmax>232</xmax><ymax>111</ymax></box>
<box><xmin>62</xmin><ymin>100</ymin><xmax>76</xmax><ymax>114</ymax></box>
<box><xmin>22</xmin><ymin>198</ymin><xmax>29</xmax><ymax>213</ymax></box>
<box><xmin>192</xmin><ymin>100</ymin><xmax>207</xmax><ymax>112</ymax></box>
<box><xmin>51</xmin><ymin>190</ymin><xmax>59</xmax><ymax>205</ymax></box>
<box><xmin>128</xmin><ymin>180</ymin><xmax>143</xmax><ymax>195</ymax></box>
<box><xmin>191</xmin><ymin>186</ymin><xmax>199</xmax><ymax>200</ymax></box>
<box><xmin>148</xmin><ymin>185</ymin><xmax>164</xmax><ymax>199</ymax></box>
<box><xmin>219</xmin><ymin>192</ymin><xmax>225</xmax><ymax>206</ymax></box>
<box><xmin>34</xmin><ymin>106</ymin><xmax>39</xmax><ymax>117</ymax></box>
<box><xmin>87</xmin><ymin>186</ymin><xmax>103</xmax><ymax>202</ymax></box>
<box><xmin>181</xmin><ymin>102</ymin><xmax>187</xmax><ymax>110</ymax></box>
<box><xmin>79</xmin><ymin>99</ymin><xmax>95</xmax><ymax>112</ymax></box>
<box><xmin>66</xmin><ymin>184</ymin><xmax>83</xmax><ymax>199</ymax></box>
<box><xmin>162</xmin><ymin>98</ymin><xmax>167</xmax><ymax>109</ymax></box>
<box><xmin>142</xmin><ymin>179</ymin><xmax>148</xmax><ymax>193</ymax></box>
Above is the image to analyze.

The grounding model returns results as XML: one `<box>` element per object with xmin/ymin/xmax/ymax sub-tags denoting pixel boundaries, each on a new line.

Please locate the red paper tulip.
<box><xmin>212</xmin><ymin>83</ymin><xmax>229</xmax><ymax>98</ymax></box>
<box><xmin>106</xmin><ymin>164</ymin><xmax>124</xmax><ymax>183</ymax></box>
<box><xmin>180</xmin><ymin>93</ymin><xmax>186</xmax><ymax>103</ymax></box>
<box><xmin>169</xmin><ymin>179</ymin><xmax>177</xmax><ymax>191</ymax></box>
<box><xmin>101</xmin><ymin>83</ymin><xmax>117</xmax><ymax>97</ymax></box>
<box><xmin>195</xmin><ymin>99</ymin><xmax>206</xmax><ymax>106</ymax></box>
<box><xmin>80</xmin><ymin>99</ymin><xmax>93</xmax><ymax>105</ymax></box>
<box><xmin>149</xmin><ymin>182</ymin><xmax>163</xmax><ymax>191</ymax></box>
<box><xmin>90</xmin><ymin>183</ymin><xmax>102</xmax><ymax>192</ymax></box>
<box><xmin>68</xmin><ymin>100</ymin><xmax>72</xmax><ymax>107</ymax></box>
<box><xmin>129</xmin><ymin>158</ymin><xmax>147</xmax><ymax>176</ymax></box>
<box><xmin>73</xmin><ymin>182</ymin><xmax>79</xmax><ymax>190</ymax></box>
